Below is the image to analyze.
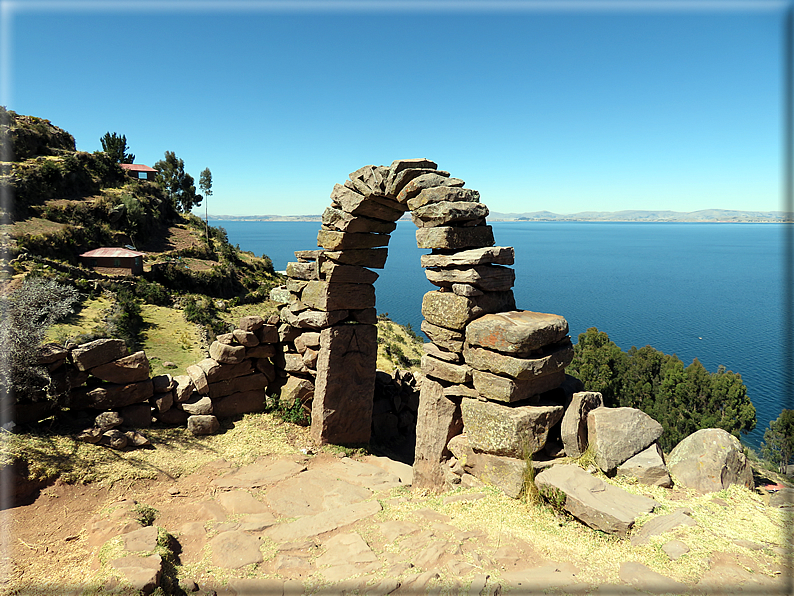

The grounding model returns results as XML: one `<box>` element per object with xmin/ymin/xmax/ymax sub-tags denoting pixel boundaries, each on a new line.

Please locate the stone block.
<box><xmin>386</xmin><ymin>167</ymin><xmax>440</xmax><ymax>197</ymax></box>
<box><xmin>207</xmin><ymin>373</ymin><xmax>269</xmax><ymax>400</ymax></box>
<box><xmin>238</xmin><ymin>315</ymin><xmax>264</xmax><ymax>332</ymax></box>
<box><xmin>232</xmin><ymin>329</ymin><xmax>259</xmax><ymax>347</ymax></box>
<box><xmin>294</xmin><ymin>332</ymin><xmax>321</xmax><ymax>352</ymax></box>
<box><xmin>70</xmin><ymin>380</ymin><xmax>154</xmax><ymax>410</ymax></box>
<box><xmin>447</xmin><ymin>434</ymin><xmax>526</xmax><ymax>498</ymax></box>
<box><xmin>420</xmin><ymin>320</ymin><xmax>464</xmax><ymax>352</ymax></box>
<box><xmin>425</xmin><ymin>264</ymin><xmax>515</xmax><ymax>291</ymax></box>
<box><xmin>322</xmin><ymin>206</ymin><xmax>398</xmax><ymax>234</ymax></box>
<box><xmin>90</xmin><ymin>351</ymin><xmax>151</xmax><ymax>384</ymax></box>
<box><xmin>281</xmin><ymin>307</ymin><xmax>350</xmax><ymax>329</ymax></box>
<box><xmin>411</xmin><ymin>201</ymin><xmax>489</xmax><ymax>228</ymax></box>
<box><xmin>420</xmin><ymin>354</ymin><xmax>471</xmax><ymax>384</ymax></box>
<box><xmin>560</xmin><ymin>391</ymin><xmax>603</xmax><ymax>458</ymax></box>
<box><xmin>320</xmin><ymin>262</ymin><xmax>379</xmax><ymax>284</ymax></box>
<box><xmin>420</xmin><ymin>246</ymin><xmax>515</xmax><ymax>268</ymax></box>
<box><xmin>331</xmin><ymin>183</ymin><xmax>404</xmax><ymax>221</ymax></box>
<box><xmin>286</xmin><ymin>261</ymin><xmax>319</xmax><ymax>280</ymax></box>
<box><xmin>301</xmin><ymin>280</ymin><xmax>376</xmax><ymax>311</ymax></box>
<box><xmin>618</xmin><ymin>443</ymin><xmax>673</xmax><ymax>488</ymax></box>
<box><xmin>311</xmin><ymin>324</ymin><xmax>377</xmax><ymax>445</ymax></box>
<box><xmin>472</xmin><ymin>369</ymin><xmax>565</xmax><ymax>403</ymax></box>
<box><xmin>413</xmin><ymin>377</ymin><xmax>463</xmax><ymax>492</ymax></box>
<box><xmin>465</xmin><ymin>310</ymin><xmax>569</xmax><ymax>356</ymax></box>
<box><xmin>269</xmin><ymin>285</ymin><xmax>291</xmax><ymax>304</ymax></box>
<box><xmin>197</xmin><ymin>359</ymin><xmax>254</xmax><ymax>383</ymax></box>
<box><xmin>463</xmin><ymin>339</ymin><xmax>573</xmax><ymax>381</ymax></box>
<box><xmin>422</xmin><ymin>342</ymin><xmax>461</xmax><ymax>363</ymax></box>
<box><xmin>587</xmin><ymin>407</ymin><xmax>664</xmax><ymax>472</ymax></box>
<box><xmin>212</xmin><ymin>390</ymin><xmax>266</xmax><ymax>418</ymax></box>
<box><xmin>348</xmin><ymin>164</ymin><xmax>389</xmax><ymax>196</ymax></box>
<box><xmin>317</xmin><ymin>230</ymin><xmax>390</xmax><ymax>250</ymax></box>
<box><xmin>460</xmin><ymin>398</ymin><xmax>564</xmax><ymax>457</ymax></box>
<box><xmin>323</xmin><ymin>248</ymin><xmax>388</xmax><ymax>269</ymax></box>
<box><xmin>151</xmin><ymin>374</ymin><xmax>174</xmax><ymax>393</ymax></box>
<box><xmin>173</xmin><ymin>375</ymin><xmax>194</xmax><ymax>403</ymax></box>
<box><xmin>416</xmin><ymin>225</ymin><xmax>494</xmax><ymax>250</ymax></box>
<box><xmin>180</xmin><ymin>394</ymin><xmax>213</xmax><ymax>416</ymax></box>
<box><xmin>70</xmin><ymin>338</ymin><xmax>128</xmax><ymax>371</ymax></box>
<box><xmin>278</xmin><ymin>375</ymin><xmax>314</xmax><ymax>407</ymax></box>
<box><xmin>421</xmin><ymin>290</ymin><xmax>516</xmax><ymax>331</ymax></box>
<box><xmin>246</xmin><ymin>344</ymin><xmax>276</xmax><ymax>359</ymax></box>
<box><xmin>407</xmin><ymin>186</ymin><xmax>480</xmax><ymax>211</ymax></box>
<box><xmin>209</xmin><ymin>341</ymin><xmax>246</xmax><ymax>365</ymax></box>
<box><xmin>396</xmin><ymin>172</ymin><xmax>464</xmax><ymax>204</ymax></box>
<box><xmin>187</xmin><ymin>415</ymin><xmax>220</xmax><ymax>436</ymax></box>
<box><xmin>186</xmin><ymin>364</ymin><xmax>209</xmax><ymax>395</ymax></box>
<box><xmin>257</xmin><ymin>324</ymin><xmax>280</xmax><ymax>344</ymax></box>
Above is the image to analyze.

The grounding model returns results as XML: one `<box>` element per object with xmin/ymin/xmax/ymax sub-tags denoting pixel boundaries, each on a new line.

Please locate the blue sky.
<box><xmin>2</xmin><ymin>1</ymin><xmax>786</xmax><ymax>216</ymax></box>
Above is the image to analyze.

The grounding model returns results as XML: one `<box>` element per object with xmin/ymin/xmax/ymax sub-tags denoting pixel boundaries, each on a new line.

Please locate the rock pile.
<box><xmin>43</xmin><ymin>315</ymin><xmax>283</xmax><ymax>447</ymax></box>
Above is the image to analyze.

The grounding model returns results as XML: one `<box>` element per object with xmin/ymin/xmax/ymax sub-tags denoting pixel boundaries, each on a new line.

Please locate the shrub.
<box><xmin>0</xmin><ymin>277</ymin><xmax>80</xmax><ymax>403</ymax></box>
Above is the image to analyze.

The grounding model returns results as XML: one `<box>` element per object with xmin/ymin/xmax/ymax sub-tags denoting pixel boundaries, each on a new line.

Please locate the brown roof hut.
<box><xmin>120</xmin><ymin>163</ymin><xmax>157</xmax><ymax>181</ymax></box>
<box><xmin>80</xmin><ymin>247</ymin><xmax>145</xmax><ymax>276</ymax></box>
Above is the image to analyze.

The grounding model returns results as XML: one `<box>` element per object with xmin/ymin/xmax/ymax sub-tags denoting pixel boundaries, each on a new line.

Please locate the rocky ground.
<box><xmin>1</xmin><ymin>449</ymin><xmax>790</xmax><ymax>596</ymax></box>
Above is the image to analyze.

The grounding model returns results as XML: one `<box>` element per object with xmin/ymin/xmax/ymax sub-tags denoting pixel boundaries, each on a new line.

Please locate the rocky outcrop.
<box><xmin>667</xmin><ymin>428</ymin><xmax>754</xmax><ymax>493</ymax></box>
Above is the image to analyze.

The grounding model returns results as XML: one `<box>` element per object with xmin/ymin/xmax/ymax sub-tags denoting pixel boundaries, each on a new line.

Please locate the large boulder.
<box><xmin>459</xmin><ymin>398</ymin><xmax>563</xmax><ymax>458</ymax></box>
<box><xmin>667</xmin><ymin>428</ymin><xmax>754</xmax><ymax>493</ymax></box>
<box><xmin>534</xmin><ymin>464</ymin><xmax>658</xmax><ymax>536</ymax></box>
<box><xmin>587</xmin><ymin>407</ymin><xmax>663</xmax><ymax>472</ymax></box>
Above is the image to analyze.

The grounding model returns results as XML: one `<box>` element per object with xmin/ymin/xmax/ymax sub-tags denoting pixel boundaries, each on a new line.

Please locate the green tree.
<box><xmin>153</xmin><ymin>151</ymin><xmax>201</xmax><ymax>213</ymax></box>
<box><xmin>761</xmin><ymin>409</ymin><xmax>794</xmax><ymax>473</ymax></box>
<box><xmin>100</xmin><ymin>132</ymin><xmax>135</xmax><ymax>164</ymax></box>
<box><xmin>199</xmin><ymin>168</ymin><xmax>212</xmax><ymax>201</ymax></box>
<box><xmin>566</xmin><ymin>327</ymin><xmax>626</xmax><ymax>407</ymax></box>
<box><xmin>0</xmin><ymin>278</ymin><xmax>80</xmax><ymax>403</ymax></box>
<box><xmin>567</xmin><ymin>327</ymin><xmax>756</xmax><ymax>451</ymax></box>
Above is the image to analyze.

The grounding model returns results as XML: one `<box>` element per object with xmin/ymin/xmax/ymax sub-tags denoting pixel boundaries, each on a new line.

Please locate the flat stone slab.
<box><xmin>587</xmin><ymin>407</ymin><xmax>663</xmax><ymax>472</ymax></box>
<box><xmin>320</xmin><ymin>457</ymin><xmax>404</xmax><ymax>492</ymax></box>
<box><xmin>500</xmin><ymin>562</ymin><xmax>581</xmax><ymax>591</ymax></box>
<box><xmin>265</xmin><ymin>469</ymin><xmax>373</xmax><ymax>516</ymax></box>
<box><xmin>619</xmin><ymin>561</ymin><xmax>688</xmax><ymax>593</ymax></box>
<box><xmin>361</xmin><ymin>455</ymin><xmax>413</xmax><ymax>486</ymax></box>
<box><xmin>121</xmin><ymin>525</ymin><xmax>158</xmax><ymax>552</ymax></box>
<box><xmin>211</xmin><ymin>458</ymin><xmax>307</xmax><ymax>489</ymax></box>
<box><xmin>217</xmin><ymin>490</ymin><xmax>270</xmax><ymax>515</ymax></box>
<box><xmin>534</xmin><ymin>464</ymin><xmax>658</xmax><ymax>536</ymax></box>
<box><xmin>266</xmin><ymin>500</ymin><xmax>382</xmax><ymax>542</ymax></box>
<box><xmin>630</xmin><ymin>509</ymin><xmax>697</xmax><ymax>546</ymax></box>
<box><xmin>315</xmin><ymin>532</ymin><xmax>378</xmax><ymax>567</ymax></box>
<box><xmin>209</xmin><ymin>530</ymin><xmax>264</xmax><ymax>568</ymax></box>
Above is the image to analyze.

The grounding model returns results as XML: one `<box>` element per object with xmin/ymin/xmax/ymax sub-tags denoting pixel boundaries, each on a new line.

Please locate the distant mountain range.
<box><xmin>209</xmin><ymin>209</ymin><xmax>790</xmax><ymax>223</ymax></box>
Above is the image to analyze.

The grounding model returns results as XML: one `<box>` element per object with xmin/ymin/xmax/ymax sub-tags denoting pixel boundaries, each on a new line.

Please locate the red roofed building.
<box><xmin>80</xmin><ymin>247</ymin><xmax>145</xmax><ymax>275</ymax></box>
<box><xmin>120</xmin><ymin>163</ymin><xmax>157</xmax><ymax>181</ymax></box>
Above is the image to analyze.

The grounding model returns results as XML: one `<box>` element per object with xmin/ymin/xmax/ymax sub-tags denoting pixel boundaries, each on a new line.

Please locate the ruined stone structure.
<box><xmin>271</xmin><ymin>159</ymin><xmax>577</xmax><ymax>491</ymax></box>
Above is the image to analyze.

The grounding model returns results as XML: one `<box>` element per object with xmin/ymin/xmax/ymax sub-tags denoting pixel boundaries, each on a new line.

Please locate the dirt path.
<box><xmin>1</xmin><ymin>452</ymin><xmax>790</xmax><ymax>596</ymax></box>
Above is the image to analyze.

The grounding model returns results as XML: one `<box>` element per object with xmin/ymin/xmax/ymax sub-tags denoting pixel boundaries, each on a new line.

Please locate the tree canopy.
<box><xmin>566</xmin><ymin>327</ymin><xmax>756</xmax><ymax>451</ymax></box>
<box><xmin>153</xmin><ymin>151</ymin><xmax>201</xmax><ymax>213</ymax></box>
<box><xmin>761</xmin><ymin>409</ymin><xmax>794</xmax><ymax>473</ymax></box>
<box><xmin>100</xmin><ymin>132</ymin><xmax>135</xmax><ymax>164</ymax></box>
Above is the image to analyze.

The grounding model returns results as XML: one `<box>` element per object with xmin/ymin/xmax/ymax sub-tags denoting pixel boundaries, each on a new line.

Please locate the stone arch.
<box><xmin>275</xmin><ymin>159</ymin><xmax>574</xmax><ymax>491</ymax></box>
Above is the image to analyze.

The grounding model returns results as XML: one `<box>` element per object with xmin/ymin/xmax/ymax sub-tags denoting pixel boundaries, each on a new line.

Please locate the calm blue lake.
<box><xmin>212</xmin><ymin>219</ymin><xmax>790</xmax><ymax>450</ymax></box>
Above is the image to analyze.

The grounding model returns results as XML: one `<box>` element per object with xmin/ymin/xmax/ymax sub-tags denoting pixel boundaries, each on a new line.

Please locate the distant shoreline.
<box><xmin>208</xmin><ymin>209</ymin><xmax>791</xmax><ymax>223</ymax></box>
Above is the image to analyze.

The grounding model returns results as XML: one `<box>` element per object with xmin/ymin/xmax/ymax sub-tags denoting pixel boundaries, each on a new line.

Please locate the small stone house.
<box><xmin>120</xmin><ymin>164</ymin><xmax>157</xmax><ymax>181</ymax></box>
<box><xmin>80</xmin><ymin>247</ymin><xmax>145</xmax><ymax>276</ymax></box>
